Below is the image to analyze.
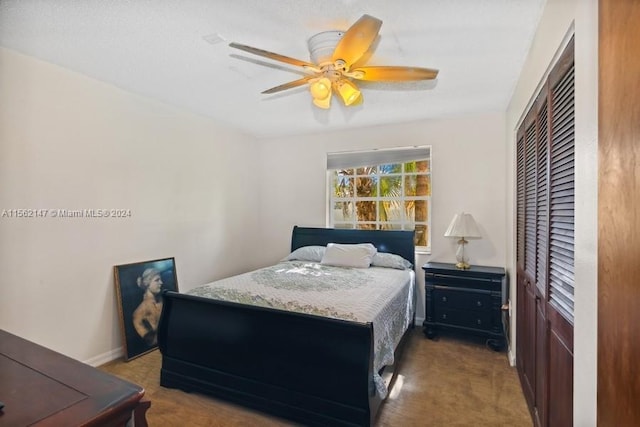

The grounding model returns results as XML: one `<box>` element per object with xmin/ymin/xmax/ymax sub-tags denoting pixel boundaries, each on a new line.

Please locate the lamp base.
<box><xmin>455</xmin><ymin>239</ymin><xmax>471</xmax><ymax>269</ymax></box>
<box><xmin>455</xmin><ymin>261</ymin><xmax>471</xmax><ymax>270</ymax></box>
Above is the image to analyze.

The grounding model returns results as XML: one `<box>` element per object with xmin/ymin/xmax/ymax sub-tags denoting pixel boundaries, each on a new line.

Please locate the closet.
<box><xmin>515</xmin><ymin>37</ymin><xmax>574</xmax><ymax>427</ymax></box>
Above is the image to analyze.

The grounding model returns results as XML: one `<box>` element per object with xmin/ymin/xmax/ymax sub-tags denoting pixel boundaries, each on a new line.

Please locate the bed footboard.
<box><xmin>158</xmin><ymin>290</ymin><xmax>378</xmax><ymax>427</ymax></box>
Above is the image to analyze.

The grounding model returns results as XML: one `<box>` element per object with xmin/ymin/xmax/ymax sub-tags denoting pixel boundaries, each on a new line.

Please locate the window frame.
<box><xmin>326</xmin><ymin>147</ymin><xmax>432</xmax><ymax>254</ymax></box>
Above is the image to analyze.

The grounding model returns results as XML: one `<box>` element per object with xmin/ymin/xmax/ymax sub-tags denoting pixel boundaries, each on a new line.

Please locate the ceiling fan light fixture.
<box><xmin>310</xmin><ymin>77</ymin><xmax>332</xmax><ymax>100</ymax></box>
<box><xmin>350</xmin><ymin>92</ymin><xmax>363</xmax><ymax>106</ymax></box>
<box><xmin>312</xmin><ymin>95</ymin><xmax>331</xmax><ymax>109</ymax></box>
<box><xmin>334</xmin><ymin>79</ymin><xmax>361</xmax><ymax>106</ymax></box>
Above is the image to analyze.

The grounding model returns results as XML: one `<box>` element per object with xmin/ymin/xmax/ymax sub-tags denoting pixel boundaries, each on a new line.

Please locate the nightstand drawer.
<box><xmin>429</xmin><ymin>274</ymin><xmax>501</xmax><ymax>292</ymax></box>
<box><xmin>432</xmin><ymin>288</ymin><xmax>492</xmax><ymax>311</ymax></box>
<box><xmin>432</xmin><ymin>307</ymin><xmax>493</xmax><ymax>332</ymax></box>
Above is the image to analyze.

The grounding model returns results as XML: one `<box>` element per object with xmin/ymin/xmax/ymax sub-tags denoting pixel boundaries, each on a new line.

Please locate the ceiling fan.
<box><xmin>229</xmin><ymin>14</ymin><xmax>439</xmax><ymax>109</ymax></box>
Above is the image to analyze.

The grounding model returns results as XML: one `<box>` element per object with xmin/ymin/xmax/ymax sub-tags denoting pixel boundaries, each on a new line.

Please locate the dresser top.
<box><xmin>422</xmin><ymin>262</ymin><xmax>505</xmax><ymax>277</ymax></box>
<box><xmin>0</xmin><ymin>329</ymin><xmax>145</xmax><ymax>426</ymax></box>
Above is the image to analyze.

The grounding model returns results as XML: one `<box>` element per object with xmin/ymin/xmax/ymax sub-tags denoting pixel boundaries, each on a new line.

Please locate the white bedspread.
<box><xmin>187</xmin><ymin>260</ymin><xmax>415</xmax><ymax>398</ymax></box>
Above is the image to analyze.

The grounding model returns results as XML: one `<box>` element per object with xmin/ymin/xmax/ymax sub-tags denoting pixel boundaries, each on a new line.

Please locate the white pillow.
<box><xmin>320</xmin><ymin>243</ymin><xmax>377</xmax><ymax>268</ymax></box>
<box><xmin>371</xmin><ymin>252</ymin><xmax>413</xmax><ymax>270</ymax></box>
<box><xmin>283</xmin><ymin>246</ymin><xmax>326</xmax><ymax>262</ymax></box>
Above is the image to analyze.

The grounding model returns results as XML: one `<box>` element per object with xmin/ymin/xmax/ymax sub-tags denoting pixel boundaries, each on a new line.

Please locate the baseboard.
<box><xmin>84</xmin><ymin>346</ymin><xmax>124</xmax><ymax>367</ymax></box>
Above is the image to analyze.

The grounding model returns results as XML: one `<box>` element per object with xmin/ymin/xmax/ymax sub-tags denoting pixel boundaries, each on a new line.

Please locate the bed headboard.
<box><xmin>290</xmin><ymin>226</ymin><xmax>416</xmax><ymax>266</ymax></box>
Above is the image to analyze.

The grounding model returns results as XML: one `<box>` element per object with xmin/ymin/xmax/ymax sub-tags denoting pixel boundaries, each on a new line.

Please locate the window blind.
<box><xmin>327</xmin><ymin>146</ymin><xmax>430</xmax><ymax>170</ymax></box>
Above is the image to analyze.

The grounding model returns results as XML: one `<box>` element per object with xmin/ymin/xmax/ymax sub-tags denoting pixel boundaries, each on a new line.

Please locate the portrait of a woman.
<box><xmin>114</xmin><ymin>257</ymin><xmax>178</xmax><ymax>360</ymax></box>
<box><xmin>132</xmin><ymin>268</ymin><xmax>164</xmax><ymax>346</ymax></box>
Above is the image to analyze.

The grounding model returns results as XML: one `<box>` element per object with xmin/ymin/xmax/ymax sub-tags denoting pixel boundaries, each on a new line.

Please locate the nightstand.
<box><xmin>422</xmin><ymin>262</ymin><xmax>506</xmax><ymax>350</ymax></box>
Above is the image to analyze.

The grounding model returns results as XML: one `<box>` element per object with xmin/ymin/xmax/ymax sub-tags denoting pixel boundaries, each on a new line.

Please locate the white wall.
<box><xmin>256</xmin><ymin>113</ymin><xmax>507</xmax><ymax>321</ymax></box>
<box><xmin>505</xmin><ymin>0</ymin><xmax>598</xmax><ymax>424</ymax></box>
<box><xmin>0</xmin><ymin>47</ymin><xmax>260</xmax><ymax>364</ymax></box>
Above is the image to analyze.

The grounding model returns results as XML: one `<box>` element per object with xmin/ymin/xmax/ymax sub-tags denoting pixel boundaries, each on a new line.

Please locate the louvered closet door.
<box><xmin>515</xmin><ymin>37</ymin><xmax>574</xmax><ymax>427</ymax></box>
<box><xmin>517</xmin><ymin>134</ymin><xmax>526</xmax><ymax>271</ymax></box>
<box><xmin>522</xmin><ymin>113</ymin><xmax>538</xmax><ymax>408</ymax></box>
<box><xmin>534</xmin><ymin>91</ymin><xmax>549</xmax><ymax>427</ymax></box>
<box><xmin>549</xmin><ymin>61</ymin><xmax>575</xmax><ymax>323</ymax></box>
<box><xmin>525</xmin><ymin>121</ymin><xmax>538</xmax><ymax>282</ymax></box>
<box><xmin>536</xmin><ymin>97</ymin><xmax>549</xmax><ymax>297</ymax></box>
<box><xmin>515</xmin><ymin>130</ymin><xmax>529</xmax><ymax>400</ymax></box>
<box><xmin>546</xmin><ymin>40</ymin><xmax>574</xmax><ymax>427</ymax></box>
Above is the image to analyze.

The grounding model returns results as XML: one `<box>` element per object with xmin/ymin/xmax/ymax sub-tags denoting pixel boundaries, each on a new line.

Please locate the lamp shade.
<box><xmin>444</xmin><ymin>212</ymin><xmax>481</xmax><ymax>239</ymax></box>
<box><xmin>334</xmin><ymin>79</ymin><xmax>361</xmax><ymax>106</ymax></box>
<box><xmin>312</xmin><ymin>95</ymin><xmax>331</xmax><ymax>109</ymax></box>
<box><xmin>310</xmin><ymin>77</ymin><xmax>331</xmax><ymax>100</ymax></box>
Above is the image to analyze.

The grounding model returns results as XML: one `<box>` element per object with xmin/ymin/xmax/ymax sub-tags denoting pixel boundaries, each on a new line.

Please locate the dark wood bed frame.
<box><xmin>157</xmin><ymin>226</ymin><xmax>415</xmax><ymax>427</ymax></box>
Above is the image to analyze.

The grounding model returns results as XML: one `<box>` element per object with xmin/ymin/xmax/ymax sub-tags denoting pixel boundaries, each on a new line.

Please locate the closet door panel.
<box><xmin>515</xmin><ymin>37</ymin><xmax>574</xmax><ymax>427</ymax></box>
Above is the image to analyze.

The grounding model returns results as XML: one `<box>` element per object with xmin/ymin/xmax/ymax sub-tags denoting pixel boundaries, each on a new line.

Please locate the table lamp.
<box><xmin>444</xmin><ymin>212</ymin><xmax>482</xmax><ymax>269</ymax></box>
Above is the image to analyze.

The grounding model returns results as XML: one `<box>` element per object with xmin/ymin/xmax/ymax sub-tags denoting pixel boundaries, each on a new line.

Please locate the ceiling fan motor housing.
<box><xmin>307</xmin><ymin>30</ymin><xmax>343</xmax><ymax>65</ymax></box>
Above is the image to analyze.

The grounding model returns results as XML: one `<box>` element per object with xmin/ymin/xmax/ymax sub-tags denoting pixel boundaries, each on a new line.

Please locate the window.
<box><xmin>327</xmin><ymin>147</ymin><xmax>431</xmax><ymax>251</ymax></box>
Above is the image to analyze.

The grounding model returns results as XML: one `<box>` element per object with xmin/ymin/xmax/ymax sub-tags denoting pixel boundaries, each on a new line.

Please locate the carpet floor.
<box><xmin>99</xmin><ymin>328</ymin><xmax>532</xmax><ymax>426</ymax></box>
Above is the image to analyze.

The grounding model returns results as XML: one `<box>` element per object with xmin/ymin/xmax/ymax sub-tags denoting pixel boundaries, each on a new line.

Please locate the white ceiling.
<box><xmin>0</xmin><ymin>0</ymin><xmax>545</xmax><ymax>139</ymax></box>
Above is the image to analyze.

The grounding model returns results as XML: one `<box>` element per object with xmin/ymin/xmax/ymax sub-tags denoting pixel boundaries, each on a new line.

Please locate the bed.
<box><xmin>157</xmin><ymin>226</ymin><xmax>416</xmax><ymax>427</ymax></box>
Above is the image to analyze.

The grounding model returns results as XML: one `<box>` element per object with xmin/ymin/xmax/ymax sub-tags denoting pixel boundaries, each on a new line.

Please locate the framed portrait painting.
<box><xmin>114</xmin><ymin>257</ymin><xmax>178</xmax><ymax>361</ymax></box>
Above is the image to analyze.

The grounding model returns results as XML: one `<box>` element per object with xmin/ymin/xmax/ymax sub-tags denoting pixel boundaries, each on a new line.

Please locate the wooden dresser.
<box><xmin>0</xmin><ymin>329</ymin><xmax>149</xmax><ymax>426</ymax></box>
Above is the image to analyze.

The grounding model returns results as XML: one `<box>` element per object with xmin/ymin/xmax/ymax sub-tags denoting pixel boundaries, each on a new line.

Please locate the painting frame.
<box><xmin>114</xmin><ymin>257</ymin><xmax>178</xmax><ymax>361</ymax></box>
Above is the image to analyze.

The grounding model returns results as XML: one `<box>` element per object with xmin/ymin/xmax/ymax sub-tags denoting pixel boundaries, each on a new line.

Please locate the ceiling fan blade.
<box><xmin>229</xmin><ymin>42</ymin><xmax>317</xmax><ymax>69</ymax></box>
<box><xmin>262</xmin><ymin>76</ymin><xmax>315</xmax><ymax>94</ymax></box>
<box><xmin>350</xmin><ymin>66</ymin><xmax>439</xmax><ymax>82</ymax></box>
<box><xmin>332</xmin><ymin>15</ymin><xmax>382</xmax><ymax>68</ymax></box>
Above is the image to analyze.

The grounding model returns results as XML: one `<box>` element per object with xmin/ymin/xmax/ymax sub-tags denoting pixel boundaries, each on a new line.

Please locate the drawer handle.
<box><xmin>477</xmin><ymin>319</ymin><xmax>482</xmax><ymax>325</ymax></box>
<box><xmin>442</xmin><ymin>296</ymin><xmax>447</xmax><ymax>302</ymax></box>
<box><xmin>476</xmin><ymin>300</ymin><xmax>482</xmax><ymax>307</ymax></box>
<box><xmin>442</xmin><ymin>314</ymin><xmax>447</xmax><ymax>320</ymax></box>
